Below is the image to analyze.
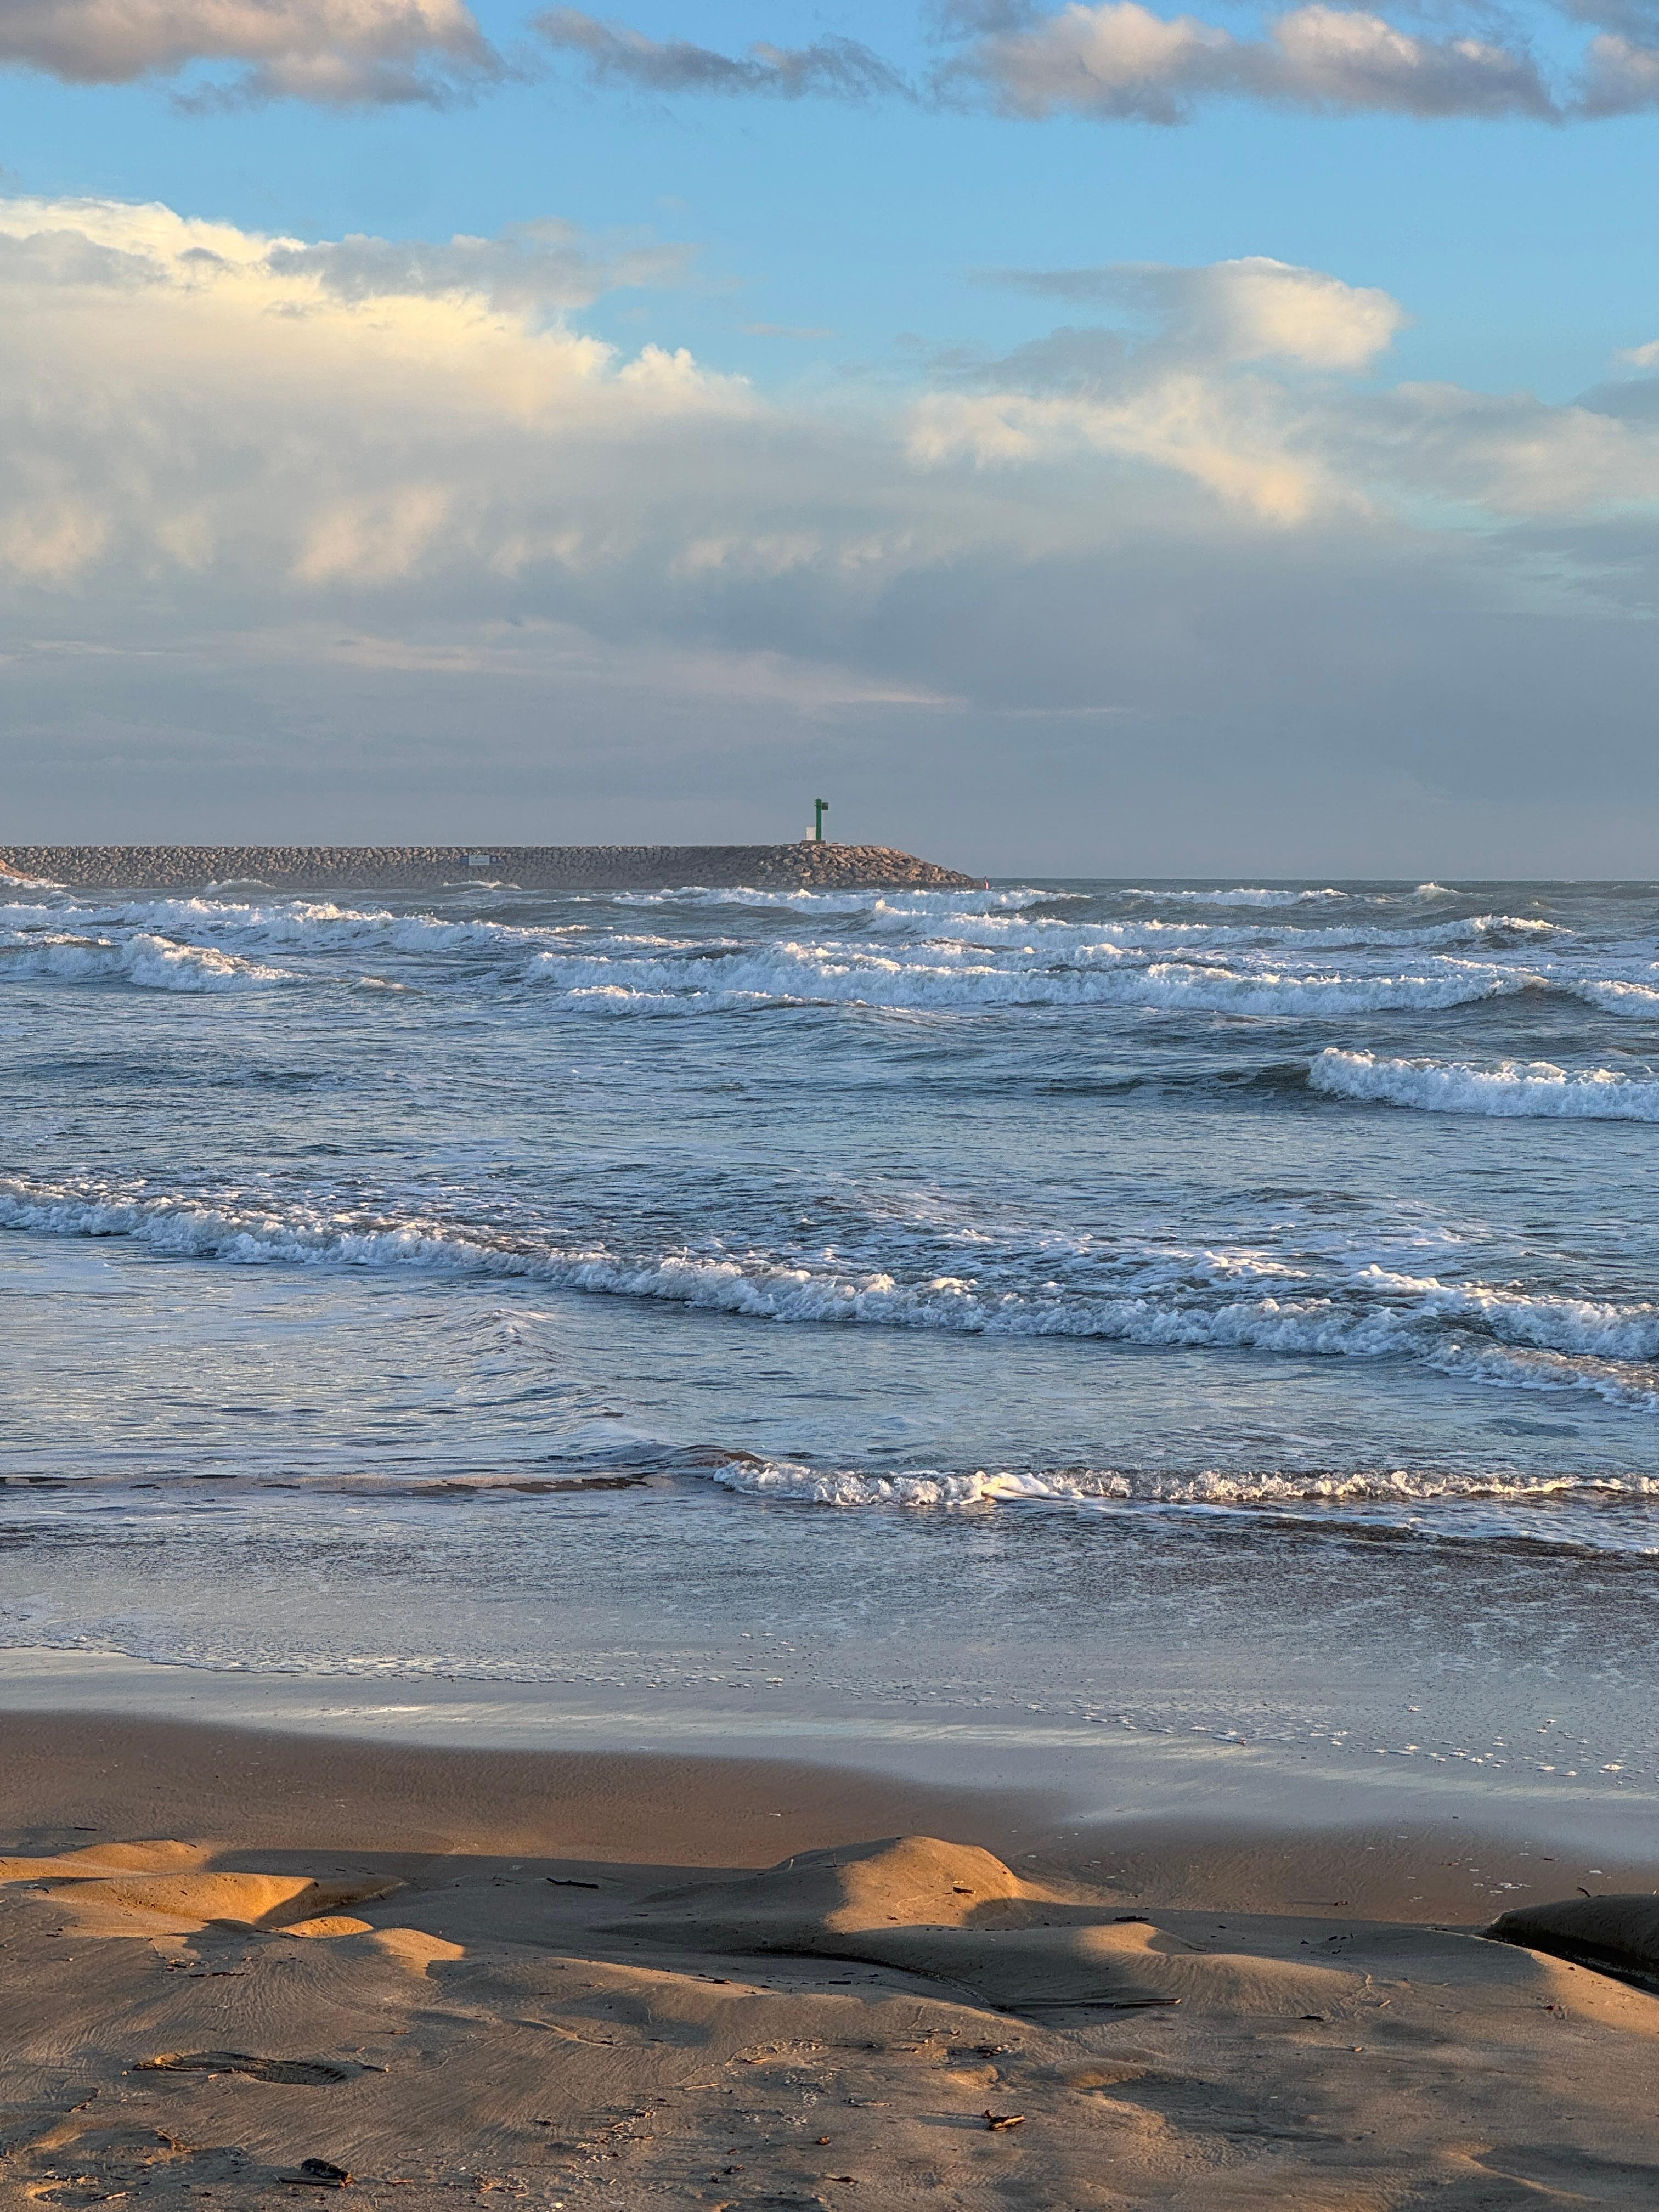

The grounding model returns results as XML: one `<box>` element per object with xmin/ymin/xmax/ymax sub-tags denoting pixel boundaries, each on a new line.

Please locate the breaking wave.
<box><xmin>605</xmin><ymin>884</ymin><xmax>1065</xmax><ymax>915</ymax></box>
<box><xmin>527</xmin><ymin>944</ymin><xmax>1526</xmax><ymax>1016</ymax></box>
<box><xmin>5</xmin><ymin>1174</ymin><xmax>1659</xmax><ymax>1412</ymax></box>
<box><xmin>1121</xmin><ymin>885</ymin><xmax>1352</xmax><ymax>907</ymax></box>
<box><xmin>1312</xmin><ymin>1050</ymin><xmax>1659</xmax><ymax>1121</ymax></box>
<box><xmin>0</xmin><ymin>933</ymin><xmax>289</xmax><ymax>992</ymax></box>
<box><xmin>1576</xmin><ymin>979</ymin><xmax>1659</xmax><ymax>1015</ymax></box>
<box><xmin>0</xmin><ymin>890</ymin><xmax>1640</xmax><ymax>1026</ymax></box>
<box><xmin>702</xmin><ymin>1456</ymin><xmax>1659</xmax><ymax>1545</ymax></box>
<box><xmin>0</xmin><ymin>894</ymin><xmax>1569</xmax><ymax>966</ymax></box>
<box><xmin>1080</xmin><ymin>915</ymin><xmax>1564</xmax><ymax>950</ymax></box>
<box><xmin>0</xmin><ymin>898</ymin><xmax>551</xmax><ymax>959</ymax></box>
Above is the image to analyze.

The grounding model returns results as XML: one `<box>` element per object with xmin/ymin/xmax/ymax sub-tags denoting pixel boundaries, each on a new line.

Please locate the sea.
<box><xmin>3</xmin><ymin>874</ymin><xmax>1657</xmax><ymax>1837</ymax></box>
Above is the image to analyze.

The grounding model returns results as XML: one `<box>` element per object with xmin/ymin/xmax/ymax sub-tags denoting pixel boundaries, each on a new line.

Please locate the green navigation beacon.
<box><xmin>813</xmin><ymin>798</ymin><xmax>830</xmax><ymax>843</ymax></box>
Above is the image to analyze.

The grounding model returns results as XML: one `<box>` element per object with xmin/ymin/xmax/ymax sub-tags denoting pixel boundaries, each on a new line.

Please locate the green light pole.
<box><xmin>813</xmin><ymin>798</ymin><xmax>830</xmax><ymax>843</ymax></box>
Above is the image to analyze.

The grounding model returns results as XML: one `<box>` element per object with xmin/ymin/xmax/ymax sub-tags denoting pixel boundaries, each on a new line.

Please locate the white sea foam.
<box><xmin>528</xmin><ymin>942</ymin><xmax>1524</xmax><ymax>1016</ymax></box>
<box><xmin>2</xmin><ymin>895</ymin><xmax>1572</xmax><ymax>975</ymax></box>
<box><xmin>0</xmin><ymin>899</ymin><xmax>1633</xmax><ymax>1031</ymax></box>
<box><xmin>1312</xmin><ymin>1049</ymin><xmax>1659</xmax><ymax>1121</ymax></box>
<box><xmin>10</xmin><ymin>1445</ymin><xmax>1654</xmax><ymax>1550</ymax></box>
<box><xmin>605</xmin><ymin>885</ymin><xmax>1066</xmax><ymax>916</ymax></box>
<box><xmin>0</xmin><ymin>891</ymin><xmax>1626</xmax><ymax>1030</ymax></box>
<box><xmin>859</xmin><ymin>910</ymin><xmax>1563</xmax><ymax>952</ymax></box>
<box><xmin>1432</xmin><ymin>1340</ymin><xmax>1659</xmax><ymax>1415</ymax></box>
<box><xmin>704</xmin><ymin>1457</ymin><xmax>1659</xmax><ymax>1528</ymax></box>
<box><xmin>5</xmin><ymin>1175</ymin><xmax>1658</xmax><ymax>1412</ymax></box>
<box><xmin>1119</xmin><ymin>914</ymin><xmax>1564</xmax><ymax>949</ymax></box>
<box><xmin>1357</xmin><ymin>1265</ymin><xmax>1659</xmax><ymax>1359</ymax></box>
<box><xmin>0</xmin><ymin>933</ymin><xmax>289</xmax><ymax>991</ymax></box>
<box><xmin>1122</xmin><ymin>885</ymin><xmax>1351</xmax><ymax>906</ymax></box>
<box><xmin>1576</xmin><ymin>978</ymin><xmax>1659</xmax><ymax>1014</ymax></box>
<box><xmin>0</xmin><ymin>898</ymin><xmax>556</xmax><ymax>957</ymax></box>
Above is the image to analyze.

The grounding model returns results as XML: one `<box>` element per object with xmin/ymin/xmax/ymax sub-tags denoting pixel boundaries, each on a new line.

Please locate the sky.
<box><xmin>2</xmin><ymin>1</ymin><xmax>1658</xmax><ymax>872</ymax></box>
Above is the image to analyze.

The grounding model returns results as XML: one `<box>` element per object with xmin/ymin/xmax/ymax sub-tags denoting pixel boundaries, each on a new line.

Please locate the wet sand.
<box><xmin>2</xmin><ymin>1714</ymin><xmax>1657</xmax><ymax>2209</ymax></box>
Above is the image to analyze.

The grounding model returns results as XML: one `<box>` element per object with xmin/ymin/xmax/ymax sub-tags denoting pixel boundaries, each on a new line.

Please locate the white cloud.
<box><xmin>0</xmin><ymin>0</ymin><xmax>495</xmax><ymax>103</ymax></box>
<box><xmin>910</xmin><ymin>374</ymin><xmax>1339</xmax><ymax>521</ymax></box>
<box><xmin>911</xmin><ymin>259</ymin><xmax>1406</xmax><ymax>521</ymax></box>
<box><xmin>1576</xmin><ymin>26</ymin><xmax>1659</xmax><ymax>108</ymax></box>
<box><xmin>535</xmin><ymin>11</ymin><xmax>907</xmax><ymax>99</ymax></box>
<box><xmin>1368</xmin><ymin>380</ymin><xmax>1659</xmax><ymax>512</ymax></box>
<box><xmin>953</xmin><ymin>0</ymin><xmax>1554</xmax><ymax>118</ymax></box>
<box><xmin>1109</xmin><ymin>257</ymin><xmax>1408</xmax><ymax>370</ymax></box>
<box><xmin>7</xmin><ymin>190</ymin><xmax>1659</xmax><ymax>870</ymax></box>
<box><xmin>1264</xmin><ymin>5</ymin><xmax>1551</xmax><ymax>115</ymax></box>
<box><xmin>0</xmin><ymin>0</ymin><xmax>1646</xmax><ymax>125</ymax></box>
<box><xmin>268</xmin><ymin>222</ymin><xmax>694</xmax><ymax>314</ymax></box>
<box><xmin>534</xmin><ymin>0</ymin><xmax>1589</xmax><ymax>123</ymax></box>
<box><xmin>2</xmin><ymin>194</ymin><xmax>1656</xmax><ymax>579</ymax></box>
<box><xmin>0</xmin><ymin>194</ymin><xmax>741</xmax><ymax>588</ymax></box>
<box><xmin>0</xmin><ymin>502</ymin><xmax>108</xmax><ymax>582</ymax></box>
<box><xmin>952</xmin><ymin>0</ymin><xmax>1238</xmax><ymax>120</ymax></box>
<box><xmin>0</xmin><ymin>194</ymin><xmax>1655</xmax><ymax>596</ymax></box>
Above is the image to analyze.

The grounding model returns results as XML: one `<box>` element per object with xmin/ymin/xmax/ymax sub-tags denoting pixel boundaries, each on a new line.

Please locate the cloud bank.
<box><xmin>0</xmin><ymin>0</ymin><xmax>496</xmax><ymax>103</ymax></box>
<box><xmin>539</xmin><ymin>1</ymin><xmax>1659</xmax><ymax>122</ymax></box>
<box><xmin>3</xmin><ymin>193</ymin><xmax>1657</xmax><ymax>603</ymax></box>
<box><xmin>4</xmin><ymin>193</ymin><xmax>1659</xmax><ymax>863</ymax></box>
<box><xmin>951</xmin><ymin>0</ymin><xmax>1553</xmax><ymax>120</ymax></box>
<box><xmin>3</xmin><ymin>0</ymin><xmax>1655</xmax><ymax>120</ymax></box>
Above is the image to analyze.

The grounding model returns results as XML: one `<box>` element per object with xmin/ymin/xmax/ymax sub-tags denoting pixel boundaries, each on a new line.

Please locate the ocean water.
<box><xmin>3</xmin><ymin>874</ymin><xmax>1658</xmax><ymax>1818</ymax></box>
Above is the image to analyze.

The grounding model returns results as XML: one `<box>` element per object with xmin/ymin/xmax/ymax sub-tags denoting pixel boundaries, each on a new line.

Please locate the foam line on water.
<box><xmin>5</xmin><ymin>1174</ymin><xmax>1659</xmax><ymax>1412</ymax></box>
<box><xmin>604</xmin><ymin>884</ymin><xmax>1069</xmax><ymax>915</ymax></box>
<box><xmin>1121</xmin><ymin>886</ymin><xmax>1352</xmax><ymax>906</ymax></box>
<box><xmin>0</xmin><ymin>896</ymin><xmax>1570</xmax><ymax>964</ymax></box>
<box><xmin>1312</xmin><ymin>1050</ymin><xmax>1659</xmax><ymax>1120</ymax></box>
<box><xmin>527</xmin><ymin>946</ymin><xmax>1529</xmax><ymax>1015</ymax></box>
<box><xmin>701</xmin><ymin>1457</ymin><xmax>1659</xmax><ymax>1547</ymax></box>
<box><xmin>0</xmin><ymin>899</ymin><xmax>555</xmax><ymax>956</ymax></box>
<box><xmin>1056</xmin><ymin>915</ymin><xmax>1566</xmax><ymax>950</ymax></box>
<box><xmin>4</xmin><ymin>1452</ymin><xmax>1656</xmax><ymax>1559</ymax></box>
<box><xmin>1122</xmin><ymin>883</ymin><xmax>1465</xmax><ymax>908</ymax></box>
<box><xmin>0</xmin><ymin>897</ymin><xmax>1645</xmax><ymax>1026</ymax></box>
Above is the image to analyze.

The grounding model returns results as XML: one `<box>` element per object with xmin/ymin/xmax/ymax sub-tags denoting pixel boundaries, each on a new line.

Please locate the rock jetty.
<box><xmin>0</xmin><ymin>843</ymin><xmax>975</xmax><ymax>893</ymax></box>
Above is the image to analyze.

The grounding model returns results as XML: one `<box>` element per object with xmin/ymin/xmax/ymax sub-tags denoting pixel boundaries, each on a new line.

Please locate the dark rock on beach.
<box><xmin>1487</xmin><ymin>1894</ymin><xmax>1659</xmax><ymax>1987</ymax></box>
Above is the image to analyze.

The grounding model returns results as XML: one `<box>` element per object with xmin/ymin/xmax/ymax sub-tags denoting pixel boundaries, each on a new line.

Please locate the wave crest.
<box><xmin>706</xmin><ymin>1457</ymin><xmax>1659</xmax><ymax>1533</ymax></box>
<box><xmin>0</xmin><ymin>932</ymin><xmax>289</xmax><ymax>992</ymax></box>
<box><xmin>1312</xmin><ymin>1049</ymin><xmax>1659</xmax><ymax>1121</ymax></box>
<box><xmin>6</xmin><ymin>1175</ymin><xmax>1659</xmax><ymax>1413</ymax></box>
<box><xmin>529</xmin><ymin>944</ymin><xmax>1523</xmax><ymax>1016</ymax></box>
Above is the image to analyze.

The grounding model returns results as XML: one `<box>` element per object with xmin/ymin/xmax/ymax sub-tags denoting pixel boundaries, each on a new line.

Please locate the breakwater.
<box><xmin>0</xmin><ymin>843</ymin><xmax>975</xmax><ymax>893</ymax></box>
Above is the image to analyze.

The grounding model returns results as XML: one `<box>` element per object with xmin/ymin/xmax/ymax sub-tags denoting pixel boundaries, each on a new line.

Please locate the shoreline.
<box><xmin>2</xmin><ymin>1647</ymin><xmax>1654</xmax><ymax>1867</ymax></box>
<box><xmin>3</xmin><ymin>1695</ymin><xmax>1655</xmax><ymax>1916</ymax></box>
<box><xmin>2</xmin><ymin>1709</ymin><xmax>1656</xmax><ymax>2208</ymax></box>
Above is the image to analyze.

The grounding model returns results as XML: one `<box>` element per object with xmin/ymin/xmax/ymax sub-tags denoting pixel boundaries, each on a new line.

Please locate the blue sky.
<box><xmin>2</xmin><ymin>0</ymin><xmax>1658</xmax><ymax>869</ymax></box>
<box><xmin>7</xmin><ymin>2</ymin><xmax>1655</xmax><ymax>397</ymax></box>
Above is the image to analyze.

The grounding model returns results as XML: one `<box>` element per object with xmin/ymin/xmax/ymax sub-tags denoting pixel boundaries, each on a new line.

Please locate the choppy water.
<box><xmin>3</xmin><ymin>874</ymin><xmax>1657</xmax><ymax>1804</ymax></box>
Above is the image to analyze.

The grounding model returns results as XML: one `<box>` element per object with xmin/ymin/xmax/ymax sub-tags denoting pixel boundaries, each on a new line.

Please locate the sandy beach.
<box><xmin>7</xmin><ymin>870</ymin><xmax>1659</xmax><ymax>2212</ymax></box>
<box><xmin>2</xmin><ymin>1715</ymin><xmax>1656</xmax><ymax>2211</ymax></box>
<box><xmin>7</xmin><ymin>0</ymin><xmax>1659</xmax><ymax>2183</ymax></box>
